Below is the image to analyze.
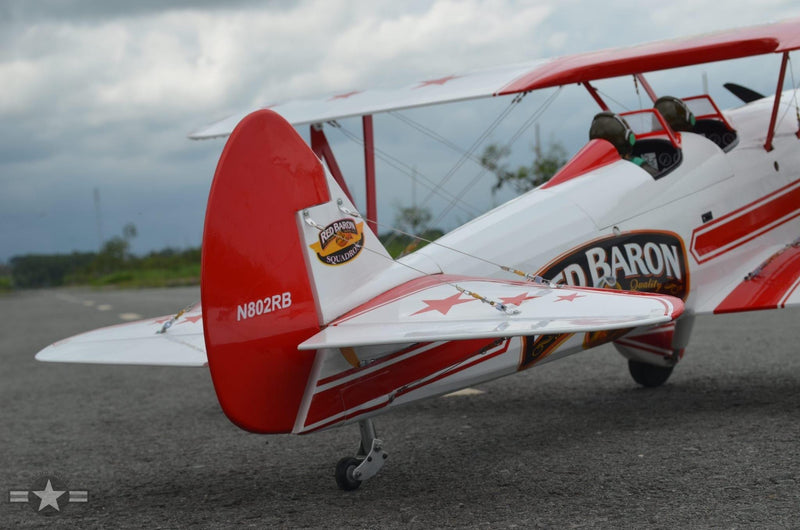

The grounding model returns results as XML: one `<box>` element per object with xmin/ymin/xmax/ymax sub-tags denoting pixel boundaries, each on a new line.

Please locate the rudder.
<box><xmin>201</xmin><ymin>110</ymin><xmax>328</xmax><ymax>433</ymax></box>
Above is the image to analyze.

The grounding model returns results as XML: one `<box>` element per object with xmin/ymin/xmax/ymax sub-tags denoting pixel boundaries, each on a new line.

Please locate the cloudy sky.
<box><xmin>2</xmin><ymin>0</ymin><xmax>799</xmax><ymax>263</ymax></box>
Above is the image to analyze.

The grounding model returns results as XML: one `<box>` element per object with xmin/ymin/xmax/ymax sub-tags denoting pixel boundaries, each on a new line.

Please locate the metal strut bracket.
<box><xmin>352</xmin><ymin>419</ymin><xmax>388</xmax><ymax>483</ymax></box>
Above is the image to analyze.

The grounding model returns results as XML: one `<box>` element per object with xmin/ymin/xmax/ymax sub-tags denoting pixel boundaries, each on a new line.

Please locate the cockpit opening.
<box><xmin>545</xmin><ymin>94</ymin><xmax>738</xmax><ymax>189</ymax></box>
<box><xmin>588</xmin><ymin>111</ymin><xmax>660</xmax><ymax>176</ymax></box>
<box><xmin>681</xmin><ymin>94</ymin><xmax>739</xmax><ymax>151</ymax></box>
<box><xmin>618</xmin><ymin>108</ymin><xmax>683</xmax><ymax>179</ymax></box>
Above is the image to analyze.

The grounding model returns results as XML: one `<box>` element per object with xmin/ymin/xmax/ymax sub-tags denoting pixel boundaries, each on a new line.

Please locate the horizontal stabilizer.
<box><xmin>35</xmin><ymin>305</ymin><xmax>206</xmax><ymax>366</ymax></box>
<box><xmin>299</xmin><ymin>276</ymin><xmax>683</xmax><ymax>350</ymax></box>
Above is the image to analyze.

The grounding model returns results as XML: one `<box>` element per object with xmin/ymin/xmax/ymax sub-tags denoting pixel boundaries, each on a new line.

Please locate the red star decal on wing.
<box><xmin>499</xmin><ymin>292</ymin><xmax>539</xmax><ymax>306</ymax></box>
<box><xmin>411</xmin><ymin>292</ymin><xmax>476</xmax><ymax>316</ymax></box>
<box><xmin>329</xmin><ymin>90</ymin><xmax>361</xmax><ymax>100</ymax></box>
<box><xmin>554</xmin><ymin>293</ymin><xmax>585</xmax><ymax>302</ymax></box>
<box><xmin>415</xmin><ymin>75</ymin><xmax>459</xmax><ymax>88</ymax></box>
<box><xmin>178</xmin><ymin>314</ymin><xmax>203</xmax><ymax>325</ymax></box>
<box><xmin>152</xmin><ymin>316</ymin><xmax>172</xmax><ymax>324</ymax></box>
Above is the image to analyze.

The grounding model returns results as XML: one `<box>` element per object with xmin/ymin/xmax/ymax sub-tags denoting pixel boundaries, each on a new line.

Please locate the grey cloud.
<box><xmin>0</xmin><ymin>0</ymin><xmax>290</xmax><ymax>25</ymax></box>
<box><xmin>1</xmin><ymin>0</ymin><xmax>799</xmax><ymax>264</ymax></box>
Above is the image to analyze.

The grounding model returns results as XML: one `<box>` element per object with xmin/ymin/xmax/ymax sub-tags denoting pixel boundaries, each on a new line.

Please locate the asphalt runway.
<box><xmin>1</xmin><ymin>287</ymin><xmax>799</xmax><ymax>528</ymax></box>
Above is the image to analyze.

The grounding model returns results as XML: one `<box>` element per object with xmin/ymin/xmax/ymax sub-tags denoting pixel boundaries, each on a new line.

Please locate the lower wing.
<box><xmin>35</xmin><ymin>303</ymin><xmax>207</xmax><ymax>366</ymax></box>
<box><xmin>696</xmin><ymin>243</ymin><xmax>800</xmax><ymax>314</ymax></box>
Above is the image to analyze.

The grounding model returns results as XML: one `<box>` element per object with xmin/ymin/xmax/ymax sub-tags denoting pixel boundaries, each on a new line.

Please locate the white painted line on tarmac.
<box><xmin>54</xmin><ymin>293</ymin><xmax>81</xmax><ymax>304</ymax></box>
<box><xmin>118</xmin><ymin>313</ymin><xmax>142</xmax><ymax>321</ymax></box>
<box><xmin>96</xmin><ymin>304</ymin><xmax>112</xmax><ymax>311</ymax></box>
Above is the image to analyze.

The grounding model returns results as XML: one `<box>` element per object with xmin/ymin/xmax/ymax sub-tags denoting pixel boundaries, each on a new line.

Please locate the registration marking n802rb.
<box><xmin>237</xmin><ymin>292</ymin><xmax>292</xmax><ymax>321</ymax></box>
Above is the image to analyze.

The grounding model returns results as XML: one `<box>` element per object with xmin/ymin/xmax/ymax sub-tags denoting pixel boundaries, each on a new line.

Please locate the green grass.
<box><xmin>380</xmin><ymin>229</ymin><xmax>442</xmax><ymax>258</ymax></box>
<box><xmin>0</xmin><ymin>275</ymin><xmax>11</xmax><ymax>293</ymax></box>
<box><xmin>87</xmin><ymin>264</ymin><xmax>201</xmax><ymax>288</ymax></box>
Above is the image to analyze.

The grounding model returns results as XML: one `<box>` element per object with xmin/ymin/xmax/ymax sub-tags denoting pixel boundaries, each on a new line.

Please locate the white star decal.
<box><xmin>32</xmin><ymin>479</ymin><xmax>65</xmax><ymax>511</ymax></box>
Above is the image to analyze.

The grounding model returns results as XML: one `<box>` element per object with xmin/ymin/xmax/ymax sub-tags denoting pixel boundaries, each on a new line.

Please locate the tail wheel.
<box><xmin>628</xmin><ymin>360</ymin><xmax>673</xmax><ymax>387</ymax></box>
<box><xmin>335</xmin><ymin>457</ymin><xmax>363</xmax><ymax>491</ymax></box>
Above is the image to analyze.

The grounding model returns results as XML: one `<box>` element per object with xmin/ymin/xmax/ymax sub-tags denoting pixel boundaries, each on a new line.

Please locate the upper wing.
<box><xmin>190</xmin><ymin>18</ymin><xmax>800</xmax><ymax>139</ymax></box>
<box><xmin>299</xmin><ymin>277</ymin><xmax>683</xmax><ymax>350</ymax></box>
<box><xmin>35</xmin><ymin>304</ymin><xmax>207</xmax><ymax>366</ymax></box>
<box><xmin>496</xmin><ymin>17</ymin><xmax>800</xmax><ymax>95</ymax></box>
<box><xmin>188</xmin><ymin>60</ymin><xmax>545</xmax><ymax>138</ymax></box>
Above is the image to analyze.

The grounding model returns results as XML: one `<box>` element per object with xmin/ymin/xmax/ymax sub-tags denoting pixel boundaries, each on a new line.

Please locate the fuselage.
<box><xmin>408</xmin><ymin>92</ymin><xmax>800</xmax><ymax>315</ymax></box>
<box><xmin>299</xmin><ymin>93</ymin><xmax>800</xmax><ymax>433</ymax></box>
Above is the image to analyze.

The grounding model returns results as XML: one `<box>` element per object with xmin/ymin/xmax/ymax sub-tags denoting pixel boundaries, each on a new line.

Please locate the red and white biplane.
<box><xmin>37</xmin><ymin>18</ymin><xmax>800</xmax><ymax>490</ymax></box>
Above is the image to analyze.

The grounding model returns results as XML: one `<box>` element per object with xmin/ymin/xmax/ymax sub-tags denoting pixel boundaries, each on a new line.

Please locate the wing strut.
<box><xmin>310</xmin><ymin>118</ymin><xmax>379</xmax><ymax>236</ymax></box>
<box><xmin>634</xmin><ymin>74</ymin><xmax>658</xmax><ymax>103</ymax></box>
<box><xmin>362</xmin><ymin>115</ymin><xmax>378</xmax><ymax>235</ymax></box>
<box><xmin>310</xmin><ymin>123</ymin><xmax>353</xmax><ymax>200</ymax></box>
<box><xmin>583</xmin><ymin>82</ymin><xmax>609</xmax><ymax>111</ymax></box>
<box><xmin>765</xmin><ymin>52</ymin><xmax>790</xmax><ymax>152</ymax></box>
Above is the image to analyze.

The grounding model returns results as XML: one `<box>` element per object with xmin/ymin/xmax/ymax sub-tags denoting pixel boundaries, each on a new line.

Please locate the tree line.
<box><xmin>5</xmin><ymin>140</ymin><xmax>567</xmax><ymax>290</ymax></box>
<box><xmin>7</xmin><ymin>223</ymin><xmax>200</xmax><ymax>288</ymax></box>
<box><xmin>8</xmin><ymin>247</ymin><xmax>201</xmax><ymax>289</ymax></box>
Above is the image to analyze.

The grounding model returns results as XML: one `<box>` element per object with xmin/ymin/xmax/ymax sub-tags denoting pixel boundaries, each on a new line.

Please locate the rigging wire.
<box><xmin>331</xmin><ymin>87</ymin><xmax>561</xmax><ymax>256</ymax></box>
<box><xmin>778</xmin><ymin>53</ymin><xmax>800</xmax><ymax>132</ymax></box>
<box><xmin>302</xmin><ymin>209</ymin><xmax>546</xmax><ymax>315</ymax></box>
<box><xmin>633</xmin><ymin>75</ymin><xmax>643</xmax><ymax>111</ymax></box>
<box><xmin>379</xmin><ymin>88</ymin><xmax>561</xmax><ymax>251</ymax></box>
<box><xmin>595</xmin><ymin>87</ymin><xmax>631</xmax><ymax>112</ymax></box>
<box><xmin>330</xmin><ymin>122</ymin><xmax>483</xmax><ymax>217</ymax></box>
<box><xmin>764</xmin><ymin>53</ymin><xmax>800</xmax><ymax>134</ymax></box>
<box><xmin>428</xmin><ymin>86</ymin><xmax>563</xmax><ymax>228</ymax></box>
<box><xmin>335</xmin><ymin>200</ymin><xmax>554</xmax><ymax>287</ymax></box>
<box><xmin>414</xmin><ymin>92</ymin><xmax>529</xmax><ymax>212</ymax></box>
<box><xmin>334</xmin><ymin>91</ymin><xmax>533</xmax><ymax>250</ymax></box>
<box><xmin>387</xmin><ymin>111</ymin><xmax>484</xmax><ymax>164</ymax></box>
<box><xmin>380</xmin><ymin>95</ymin><xmax>528</xmax><ymax>250</ymax></box>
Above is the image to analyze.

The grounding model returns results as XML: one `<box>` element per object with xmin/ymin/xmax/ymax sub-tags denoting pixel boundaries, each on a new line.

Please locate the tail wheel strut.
<box><xmin>334</xmin><ymin>419</ymin><xmax>388</xmax><ymax>491</ymax></box>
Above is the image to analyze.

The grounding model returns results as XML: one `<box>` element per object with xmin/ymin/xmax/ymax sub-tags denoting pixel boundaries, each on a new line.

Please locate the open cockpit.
<box><xmin>545</xmin><ymin>93</ymin><xmax>738</xmax><ymax>189</ymax></box>
<box><xmin>682</xmin><ymin>95</ymin><xmax>739</xmax><ymax>151</ymax></box>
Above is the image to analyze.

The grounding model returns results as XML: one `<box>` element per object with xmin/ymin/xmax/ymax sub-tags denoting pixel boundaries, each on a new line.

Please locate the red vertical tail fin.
<box><xmin>201</xmin><ymin>110</ymin><xmax>328</xmax><ymax>434</ymax></box>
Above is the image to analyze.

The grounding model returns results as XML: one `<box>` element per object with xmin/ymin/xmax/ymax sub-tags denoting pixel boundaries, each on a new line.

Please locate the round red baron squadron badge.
<box><xmin>309</xmin><ymin>218</ymin><xmax>365</xmax><ymax>266</ymax></box>
<box><xmin>536</xmin><ymin>230</ymin><xmax>690</xmax><ymax>300</ymax></box>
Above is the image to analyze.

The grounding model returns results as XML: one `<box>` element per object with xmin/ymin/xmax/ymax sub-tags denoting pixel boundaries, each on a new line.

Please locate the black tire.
<box><xmin>628</xmin><ymin>360</ymin><xmax>673</xmax><ymax>388</ymax></box>
<box><xmin>335</xmin><ymin>457</ymin><xmax>362</xmax><ymax>491</ymax></box>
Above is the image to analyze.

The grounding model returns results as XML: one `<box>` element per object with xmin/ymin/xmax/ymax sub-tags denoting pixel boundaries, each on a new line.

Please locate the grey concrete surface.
<box><xmin>1</xmin><ymin>287</ymin><xmax>798</xmax><ymax>528</ymax></box>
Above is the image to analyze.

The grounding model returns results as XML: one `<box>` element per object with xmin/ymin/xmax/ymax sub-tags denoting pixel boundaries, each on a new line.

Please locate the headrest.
<box><xmin>589</xmin><ymin>111</ymin><xmax>635</xmax><ymax>155</ymax></box>
<box><xmin>654</xmin><ymin>96</ymin><xmax>695</xmax><ymax>132</ymax></box>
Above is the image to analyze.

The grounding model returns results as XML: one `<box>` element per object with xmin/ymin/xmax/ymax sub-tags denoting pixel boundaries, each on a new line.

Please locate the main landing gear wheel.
<box><xmin>335</xmin><ymin>419</ymin><xmax>389</xmax><ymax>491</ymax></box>
<box><xmin>628</xmin><ymin>360</ymin><xmax>673</xmax><ymax>387</ymax></box>
<box><xmin>335</xmin><ymin>457</ymin><xmax>362</xmax><ymax>491</ymax></box>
